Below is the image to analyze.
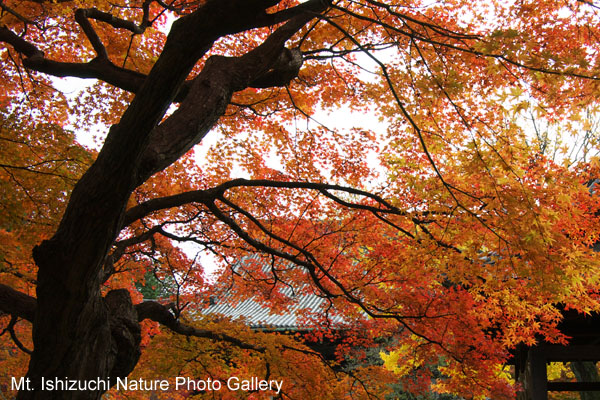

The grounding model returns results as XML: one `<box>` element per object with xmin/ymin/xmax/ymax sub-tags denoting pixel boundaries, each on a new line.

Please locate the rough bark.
<box><xmin>0</xmin><ymin>284</ymin><xmax>262</xmax><ymax>395</ymax></box>
<box><xmin>0</xmin><ymin>284</ymin><xmax>36</xmax><ymax>322</ymax></box>
<box><xmin>5</xmin><ymin>286</ymin><xmax>141</xmax><ymax>399</ymax></box>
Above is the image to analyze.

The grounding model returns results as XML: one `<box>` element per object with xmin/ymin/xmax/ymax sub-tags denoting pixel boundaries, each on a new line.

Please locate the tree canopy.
<box><xmin>1</xmin><ymin>0</ymin><xmax>600</xmax><ymax>399</ymax></box>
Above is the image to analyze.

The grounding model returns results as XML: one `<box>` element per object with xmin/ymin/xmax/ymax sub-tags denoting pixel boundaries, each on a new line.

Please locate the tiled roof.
<box><xmin>201</xmin><ymin>255</ymin><xmax>347</xmax><ymax>330</ymax></box>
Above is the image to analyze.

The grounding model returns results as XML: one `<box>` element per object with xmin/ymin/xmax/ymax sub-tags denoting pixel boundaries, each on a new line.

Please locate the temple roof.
<box><xmin>201</xmin><ymin>254</ymin><xmax>347</xmax><ymax>331</ymax></box>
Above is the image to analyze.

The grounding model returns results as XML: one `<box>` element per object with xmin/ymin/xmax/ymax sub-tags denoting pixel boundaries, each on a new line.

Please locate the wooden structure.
<box><xmin>515</xmin><ymin>309</ymin><xmax>600</xmax><ymax>400</ymax></box>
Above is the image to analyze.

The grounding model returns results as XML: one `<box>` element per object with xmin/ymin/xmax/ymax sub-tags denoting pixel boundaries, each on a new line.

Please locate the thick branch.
<box><xmin>136</xmin><ymin>7</ymin><xmax>327</xmax><ymax>182</ymax></box>
<box><xmin>76</xmin><ymin>8</ymin><xmax>149</xmax><ymax>35</ymax></box>
<box><xmin>123</xmin><ymin>189</ymin><xmax>217</xmax><ymax>226</ymax></box>
<box><xmin>74</xmin><ymin>9</ymin><xmax>109</xmax><ymax>59</ymax></box>
<box><xmin>135</xmin><ymin>301</ymin><xmax>266</xmax><ymax>352</ymax></box>
<box><xmin>0</xmin><ymin>26</ymin><xmax>147</xmax><ymax>91</ymax></box>
<box><xmin>0</xmin><ymin>283</ymin><xmax>36</xmax><ymax>323</ymax></box>
<box><xmin>0</xmin><ymin>285</ymin><xmax>267</xmax><ymax>356</ymax></box>
<box><xmin>73</xmin><ymin>5</ymin><xmax>153</xmax><ymax>62</ymax></box>
<box><xmin>123</xmin><ymin>178</ymin><xmax>411</xmax><ymax>227</ymax></box>
<box><xmin>0</xmin><ymin>26</ymin><xmax>42</xmax><ymax>58</ymax></box>
<box><xmin>257</xmin><ymin>0</ymin><xmax>333</xmax><ymax>27</ymax></box>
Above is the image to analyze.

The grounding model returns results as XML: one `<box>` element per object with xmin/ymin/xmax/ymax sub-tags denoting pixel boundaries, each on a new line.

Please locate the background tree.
<box><xmin>1</xmin><ymin>0</ymin><xmax>600</xmax><ymax>399</ymax></box>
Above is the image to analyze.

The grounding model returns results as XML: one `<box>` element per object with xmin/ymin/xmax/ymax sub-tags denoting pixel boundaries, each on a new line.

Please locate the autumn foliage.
<box><xmin>1</xmin><ymin>0</ymin><xmax>600</xmax><ymax>399</ymax></box>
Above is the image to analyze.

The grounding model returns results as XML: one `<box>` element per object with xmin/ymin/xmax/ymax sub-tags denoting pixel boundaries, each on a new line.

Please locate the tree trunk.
<box><xmin>18</xmin><ymin>287</ymin><xmax>140</xmax><ymax>400</ymax></box>
<box><xmin>12</xmin><ymin>3</ymin><xmax>325</xmax><ymax>398</ymax></box>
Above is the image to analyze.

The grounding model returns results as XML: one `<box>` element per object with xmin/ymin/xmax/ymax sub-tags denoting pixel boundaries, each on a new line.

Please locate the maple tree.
<box><xmin>1</xmin><ymin>0</ymin><xmax>600</xmax><ymax>399</ymax></box>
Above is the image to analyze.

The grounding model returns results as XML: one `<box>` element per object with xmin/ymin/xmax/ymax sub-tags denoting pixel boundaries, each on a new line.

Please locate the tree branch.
<box><xmin>0</xmin><ymin>283</ymin><xmax>265</xmax><ymax>353</ymax></box>
<box><xmin>0</xmin><ymin>284</ymin><xmax>36</xmax><ymax>323</ymax></box>
<box><xmin>123</xmin><ymin>178</ymin><xmax>426</xmax><ymax>228</ymax></box>
<box><xmin>136</xmin><ymin>8</ymin><xmax>328</xmax><ymax>182</ymax></box>
<box><xmin>6</xmin><ymin>316</ymin><xmax>33</xmax><ymax>355</ymax></box>
<box><xmin>76</xmin><ymin>7</ymin><xmax>149</xmax><ymax>36</ymax></box>
<box><xmin>0</xmin><ymin>26</ymin><xmax>42</xmax><ymax>58</ymax></box>
<box><xmin>135</xmin><ymin>301</ymin><xmax>266</xmax><ymax>352</ymax></box>
<box><xmin>0</xmin><ymin>1</ymin><xmax>40</xmax><ymax>28</ymax></box>
<box><xmin>201</xmin><ymin>198</ymin><xmax>455</xmax><ymax>354</ymax></box>
<box><xmin>74</xmin><ymin>9</ymin><xmax>109</xmax><ymax>59</ymax></box>
<box><xmin>331</xmin><ymin>2</ymin><xmax>600</xmax><ymax>81</ymax></box>
<box><xmin>256</xmin><ymin>0</ymin><xmax>333</xmax><ymax>27</ymax></box>
<box><xmin>0</xmin><ymin>26</ymin><xmax>148</xmax><ymax>91</ymax></box>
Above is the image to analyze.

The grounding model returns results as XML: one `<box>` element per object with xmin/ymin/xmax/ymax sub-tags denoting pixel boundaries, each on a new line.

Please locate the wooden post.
<box><xmin>516</xmin><ymin>347</ymin><xmax>547</xmax><ymax>400</ymax></box>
